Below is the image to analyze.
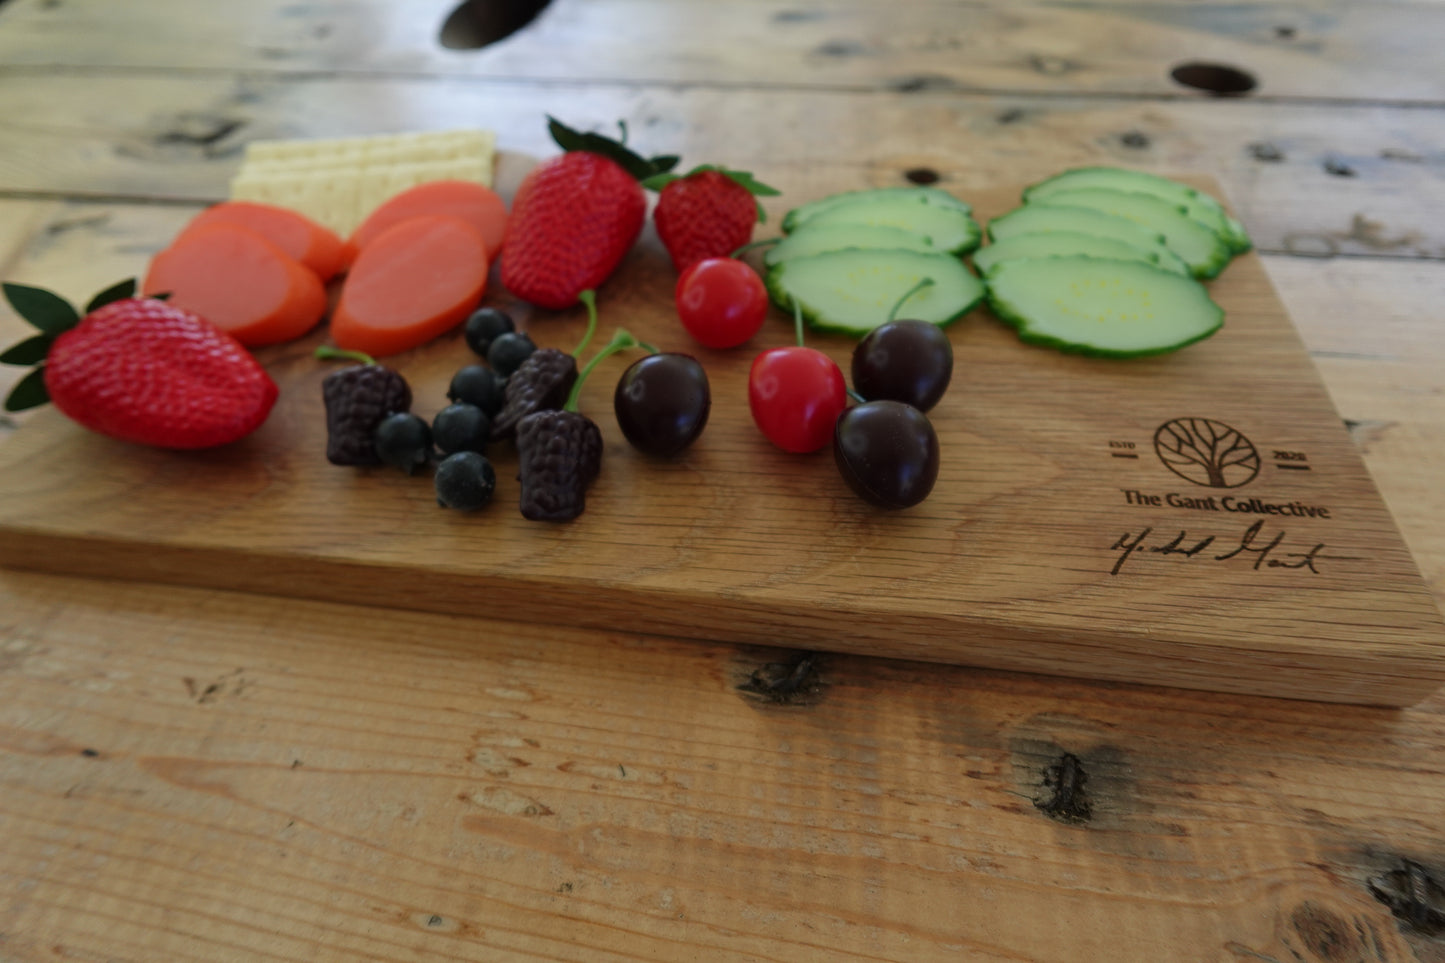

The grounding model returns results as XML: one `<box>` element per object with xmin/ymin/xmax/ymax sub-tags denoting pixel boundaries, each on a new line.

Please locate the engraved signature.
<box><xmin>1109</xmin><ymin>520</ymin><xmax>1363</xmax><ymax>576</ymax></box>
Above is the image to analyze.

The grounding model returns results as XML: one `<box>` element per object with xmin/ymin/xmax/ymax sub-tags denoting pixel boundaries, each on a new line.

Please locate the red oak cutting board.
<box><xmin>1</xmin><ymin>172</ymin><xmax>1442</xmax><ymax>706</ymax></box>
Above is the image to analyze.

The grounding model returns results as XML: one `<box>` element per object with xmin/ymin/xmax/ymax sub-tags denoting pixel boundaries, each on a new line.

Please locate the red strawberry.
<box><xmin>645</xmin><ymin>166</ymin><xmax>780</xmax><ymax>274</ymax></box>
<box><xmin>2</xmin><ymin>279</ymin><xmax>278</xmax><ymax>449</ymax></box>
<box><xmin>501</xmin><ymin>117</ymin><xmax>678</xmax><ymax>310</ymax></box>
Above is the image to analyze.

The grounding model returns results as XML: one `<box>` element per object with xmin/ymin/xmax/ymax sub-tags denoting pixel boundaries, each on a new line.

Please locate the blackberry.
<box><xmin>464</xmin><ymin>308</ymin><xmax>515</xmax><ymax>359</ymax></box>
<box><xmin>320</xmin><ymin>354</ymin><xmax>412</xmax><ymax>465</ymax></box>
<box><xmin>516</xmin><ymin>410</ymin><xmax>603</xmax><ymax>522</ymax></box>
<box><xmin>435</xmin><ymin>451</ymin><xmax>497</xmax><ymax>511</ymax></box>
<box><xmin>487</xmin><ymin>331</ymin><xmax>537</xmax><ymax>377</ymax></box>
<box><xmin>490</xmin><ymin>348</ymin><xmax>577</xmax><ymax>441</ymax></box>
<box><xmin>432</xmin><ymin>403</ymin><xmax>491</xmax><ymax>455</ymax></box>
<box><xmin>374</xmin><ymin>412</ymin><xmax>432</xmax><ymax>474</ymax></box>
<box><xmin>447</xmin><ymin>364</ymin><xmax>505</xmax><ymax>417</ymax></box>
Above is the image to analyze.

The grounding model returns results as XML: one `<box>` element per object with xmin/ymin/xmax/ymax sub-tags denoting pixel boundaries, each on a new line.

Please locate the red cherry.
<box><xmin>675</xmin><ymin>257</ymin><xmax>769</xmax><ymax>349</ymax></box>
<box><xmin>748</xmin><ymin>346</ymin><xmax>847</xmax><ymax>453</ymax></box>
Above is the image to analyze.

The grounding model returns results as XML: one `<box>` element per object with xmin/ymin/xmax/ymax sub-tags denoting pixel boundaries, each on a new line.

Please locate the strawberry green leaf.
<box><xmin>642</xmin><ymin>165</ymin><xmax>780</xmax><ymax>222</ymax></box>
<box><xmin>3</xmin><ymin>282</ymin><xmax>80</xmax><ymax>335</ymax></box>
<box><xmin>3</xmin><ymin>365</ymin><xmax>49</xmax><ymax>412</ymax></box>
<box><xmin>643</xmin><ymin>165</ymin><xmax>777</xmax><ymax>196</ymax></box>
<box><xmin>721</xmin><ymin>169</ymin><xmax>781</xmax><ymax>198</ymax></box>
<box><xmin>0</xmin><ymin>333</ymin><xmax>53</xmax><ymax>366</ymax></box>
<box><xmin>84</xmin><ymin>278</ymin><xmax>137</xmax><ymax>314</ymax></box>
<box><xmin>546</xmin><ymin>115</ymin><xmax>676</xmax><ymax>182</ymax></box>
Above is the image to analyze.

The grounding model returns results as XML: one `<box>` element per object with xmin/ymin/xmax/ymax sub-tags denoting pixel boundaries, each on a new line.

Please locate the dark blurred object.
<box><xmin>440</xmin><ymin>0</ymin><xmax>552</xmax><ymax>50</ymax></box>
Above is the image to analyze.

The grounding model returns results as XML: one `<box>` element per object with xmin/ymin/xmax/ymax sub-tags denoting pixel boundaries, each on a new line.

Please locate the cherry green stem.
<box><xmin>315</xmin><ymin>345</ymin><xmax>375</xmax><ymax>365</ymax></box>
<box><xmin>730</xmin><ymin>238</ymin><xmax>779</xmax><ymax>258</ymax></box>
<box><xmin>847</xmin><ymin>388</ymin><xmax>867</xmax><ymax>404</ymax></box>
<box><xmin>564</xmin><ymin>329</ymin><xmax>657</xmax><ymax>413</ymax></box>
<box><xmin>886</xmin><ymin>277</ymin><xmax>935</xmax><ymax>323</ymax></box>
<box><xmin>571</xmin><ymin>289</ymin><xmax>599</xmax><ymax>358</ymax></box>
<box><xmin>792</xmin><ymin>299</ymin><xmax>806</xmax><ymax>347</ymax></box>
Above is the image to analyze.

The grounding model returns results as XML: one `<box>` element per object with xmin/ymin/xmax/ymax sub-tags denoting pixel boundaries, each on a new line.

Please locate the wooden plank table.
<box><xmin>3</xmin><ymin>0</ymin><xmax>1445</xmax><ymax>959</ymax></box>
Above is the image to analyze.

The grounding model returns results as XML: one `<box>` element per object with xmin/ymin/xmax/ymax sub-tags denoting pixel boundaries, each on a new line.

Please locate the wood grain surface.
<box><xmin>0</xmin><ymin>167</ymin><xmax>1439</xmax><ymax>705</ymax></box>
<box><xmin>1</xmin><ymin>73</ymin><xmax>1443</xmax><ymax>261</ymax></box>
<box><xmin>3</xmin><ymin>569</ymin><xmax>1445</xmax><ymax>963</ymax></box>
<box><xmin>3</xmin><ymin>0</ymin><xmax>1443</xmax><ymax>102</ymax></box>
<box><xmin>4</xmin><ymin>0</ymin><xmax>1445</xmax><ymax>959</ymax></box>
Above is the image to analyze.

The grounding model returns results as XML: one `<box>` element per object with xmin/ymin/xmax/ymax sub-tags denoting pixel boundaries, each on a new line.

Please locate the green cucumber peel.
<box><xmin>984</xmin><ymin>256</ymin><xmax>1223</xmax><ymax>358</ymax></box>
<box><xmin>765</xmin><ymin>248</ymin><xmax>984</xmax><ymax>337</ymax></box>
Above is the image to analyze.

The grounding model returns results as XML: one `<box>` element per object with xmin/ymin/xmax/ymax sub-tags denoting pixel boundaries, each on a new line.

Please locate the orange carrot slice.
<box><xmin>331</xmin><ymin>215</ymin><xmax>488</xmax><ymax>358</ymax></box>
<box><xmin>143</xmin><ymin>223</ymin><xmax>328</xmax><ymax>348</ymax></box>
<box><xmin>178</xmin><ymin>201</ymin><xmax>346</xmax><ymax>281</ymax></box>
<box><xmin>347</xmin><ymin>180</ymin><xmax>507</xmax><ymax>267</ymax></box>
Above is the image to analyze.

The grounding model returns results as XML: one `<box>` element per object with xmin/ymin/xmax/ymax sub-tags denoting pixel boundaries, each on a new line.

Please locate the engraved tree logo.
<box><xmin>1153</xmin><ymin>418</ymin><xmax>1260</xmax><ymax>488</ymax></box>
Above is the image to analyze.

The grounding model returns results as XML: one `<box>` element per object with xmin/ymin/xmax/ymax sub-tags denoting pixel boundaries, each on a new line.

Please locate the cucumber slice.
<box><xmin>782</xmin><ymin>186</ymin><xmax>972</xmax><ymax>234</ymax></box>
<box><xmin>985</xmin><ymin>256</ymin><xmax>1223</xmax><ymax>358</ymax></box>
<box><xmin>767</xmin><ymin>248</ymin><xmax>985</xmax><ymax>336</ymax></box>
<box><xmin>972</xmin><ymin>231</ymin><xmax>1166</xmax><ymax>276</ymax></box>
<box><xmin>1222</xmin><ymin>214</ymin><xmax>1252</xmax><ymax>254</ymax></box>
<box><xmin>1024</xmin><ymin>167</ymin><xmax>1251</xmax><ymax>254</ymax></box>
<box><xmin>763</xmin><ymin>222</ymin><xmax>937</xmax><ymax>268</ymax></box>
<box><xmin>1035</xmin><ymin>188</ymin><xmax>1232</xmax><ymax>279</ymax></box>
<box><xmin>803</xmin><ymin>197</ymin><xmax>981</xmax><ymax>255</ymax></box>
<box><xmin>987</xmin><ymin>204</ymin><xmax>1191</xmax><ymax>276</ymax></box>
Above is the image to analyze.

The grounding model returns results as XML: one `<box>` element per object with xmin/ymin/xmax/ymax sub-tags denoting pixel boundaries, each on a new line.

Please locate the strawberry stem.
<box><xmin>564</xmin><ymin>329</ymin><xmax>656</xmax><ymax>413</ymax></box>
<box><xmin>571</xmin><ymin>290</ymin><xmax>599</xmax><ymax>358</ymax></box>
<box><xmin>887</xmin><ymin>277</ymin><xmax>934</xmax><ymax>322</ymax></box>
<box><xmin>314</xmin><ymin>345</ymin><xmax>376</xmax><ymax>365</ymax></box>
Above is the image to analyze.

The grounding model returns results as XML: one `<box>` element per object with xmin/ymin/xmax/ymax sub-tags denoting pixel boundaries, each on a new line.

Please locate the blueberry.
<box><xmin>487</xmin><ymin>331</ymin><xmax>537</xmax><ymax>378</ymax></box>
<box><xmin>464</xmin><ymin>307</ymin><xmax>515</xmax><ymax>359</ymax></box>
<box><xmin>435</xmin><ymin>451</ymin><xmax>497</xmax><ymax>510</ymax></box>
<box><xmin>373</xmin><ymin>412</ymin><xmax>432</xmax><ymax>474</ymax></box>
<box><xmin>432</xmin><ymin>403</ymin><xmax>491</xmax><ymax>455</ymax></box>
<box><xmin>447</xmin><ymin>365</ymin><xmax>506</xmax><ymax>417</ymax></box>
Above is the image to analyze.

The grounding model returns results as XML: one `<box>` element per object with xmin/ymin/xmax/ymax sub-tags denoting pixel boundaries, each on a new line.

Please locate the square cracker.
<box><xmin>228</xmin><ymin>130</ymin><xmax>496</xmax><ymax>235</ymax></box>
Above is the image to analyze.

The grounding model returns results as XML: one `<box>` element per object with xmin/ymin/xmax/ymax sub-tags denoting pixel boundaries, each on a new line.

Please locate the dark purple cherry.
<box><xmin>851</xmin><ymin>320</ymin><xmax>953</xmax><ymax>412</ymax></box>
<box><xmin>833</xmin><ymin>400</ymin><xmax>939</xmax><ymax>508</ymax></box>
<box><xmin>613</xmin><ymin>353</ymin><xmax>711</xmax><ymax>456</ymax></box>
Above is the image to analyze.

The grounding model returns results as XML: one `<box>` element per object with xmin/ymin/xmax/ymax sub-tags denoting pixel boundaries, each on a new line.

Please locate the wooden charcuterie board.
<box><xmin>1</xmin><ymin>169</ymin><xmax>1441</xmax><ymax>706</ymax></box>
